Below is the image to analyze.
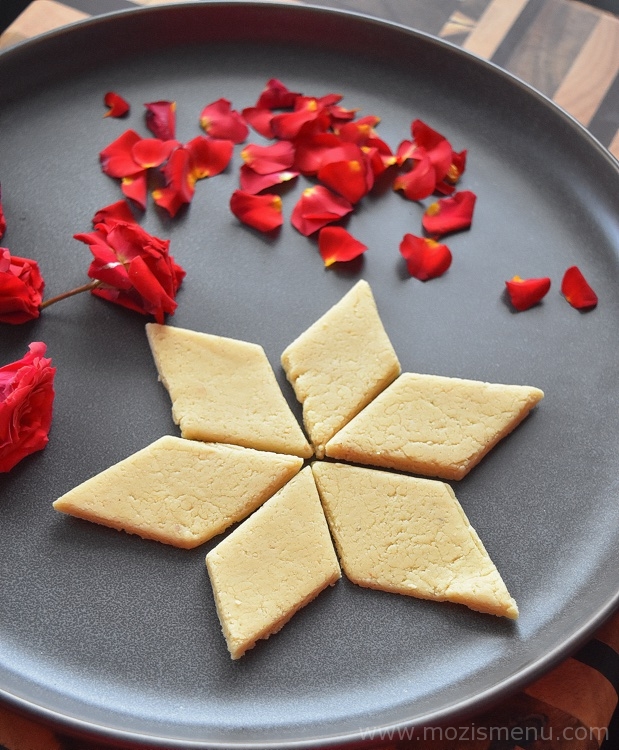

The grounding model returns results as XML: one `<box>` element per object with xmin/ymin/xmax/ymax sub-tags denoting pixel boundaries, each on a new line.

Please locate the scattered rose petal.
<box><xmin>185</xmin><ymin>135</ymin><xmax>234</xmax><ymax>180</ymax></box>
<box><xmin>92</xmin><ymin>201</ymin><xmax>137</xmax><ymax>228</ymax></box>
<box><xmin>363</xmin><ymin>137</ymin><xmax>397</xmax><ymax>176</ymax></box>
<box><xmin>409</xmin><ymin>120</ymin><xmax>454</xmax><ymax>182</ymax></box>
<box><xmin>291</xmin><ymin>185</ymin><xmax>353</xmax><ymax>236</ymax></box>
<box><xmin>313</xmin><ymin>93</ymin><xmax>343</xmax><ymax>109</ymax></box>
<box><xmin>100</xmin><ymin>129</ymin><xmax>144</xmax><ymax>178</ymax></box>
<box><xmin>186</xmin><ymin>136</ymin><xmax>234</xmax><ymax>179</ymax></box>
<box><xmin>255</xmin><ymin>78</ymin><xmax>300</xmax><ymax>110</ymax></box>
<box><xmin>0</xmin><ymin>342</ymin><xmax>56</xmax><ymax>473</ymax></box>
<box><xmin>241</xmin><ymin>106</ymin><xmax>275</xmax><ymax>139</ymax></box>
<box><xmin>230</xmin><ymin>190</ymin><xmax>283</xmax><ymax>232</ymax></box>
<box><xmin>152</xmin><ymin>147</ymin><xmax>194</xmax><ymax>217</ymax></box>
<box><xmin>121</xmin><ymin>172</ymin><xmax>148</xmax><ymax>211</ymax></box>
<box><xmin>241</xmin><ymin>141</ymin><xmax>295</xmax><ymax>175</ymax></box>
<box><xmin>293</xmin><ymin>133</ymin><xmax>344</xmax><ymax>175</ymax></box>
<box><xmin>327</xmin><ymin>103</ymin><xmax>358</xmax><ymax>127</ymax></box>
<box><xmin>144</xmin><ymin>100</ymin><xmax>176</xmax><ymax>140</ymax></box>
<box><xmin>74</xmin><ymin>221</ymin><xmax>185</xmax><ymax>323</ymax></box>
<box><xmin>396</xmin><ymin>120</ymin><xmax>466</xmax><ymax>199</ymax></box>
<box><xmin>239</xmin><ymin>166</ymin><xmax>299</xmax><ymax>194</ymax></box>
<box><xmin>337</xmin><ymin>115</ymin><xmax>381</xmax><ymax>145</ymax></box>
<box><xmin>436</xmin><ymin>149</ymin><xmax>467</xmax><ymax>194</ymax></box>
<box><xmin>561</xmin><ymin>265</ymin><xmax>598</xmax><ymax>310</ymax></box>
<box><xmin>399</xmin><ymin>233</ymin><xmax>452</xmax><ymax>280</ymax></box>
<box><xmin>422</xmin><ymin>190</ymin><xmax>477</xmax><ymax>237</ymax></box>
<box><xmin>270</xmin><ymin>100</ymin><xmax>329</xmax><ymax>140</ymax></box>
<box><xmin>103</xmin><ymin>91</ymin><xmax>130</xmax><ymax>118</ymax></box>
<box><xmin>317</xmin><ymin>158</ymin><xmax>372</xmax><ymax>204</ymax></box>
<box><xmin>0</xmin><ymin>249</ymin><xmax>45</xmax><ymax>324</ymax></box>
<box><xmin>393</xmin><ymin>155</ymin><xmax>437</xmax><ymax>201</ymax></box>
<box><xmin>131</xmin><ymin>138</ymin><xmax>176</xmax><ymax>169</ymax></box>
<box><xmin>505</xmin><ymin>275</ymin><xmax>551</xmax><ymax>311</ymax></box>
<box><xmin>318</xmin><ymin>227</ymin><xmax>367</xmax><ymax>267</ymax></box>
<box><xmin>200</xmin><ymin>98</ymin><xmax>248</xmax><ymax>143</ymax></box>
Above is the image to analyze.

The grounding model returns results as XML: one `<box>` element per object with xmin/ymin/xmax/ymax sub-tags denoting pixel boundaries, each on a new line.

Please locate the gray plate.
<box><xmin>1</xmin><ymin>2</ymin><xmax>619</xmax><ymax>747</ymax></box>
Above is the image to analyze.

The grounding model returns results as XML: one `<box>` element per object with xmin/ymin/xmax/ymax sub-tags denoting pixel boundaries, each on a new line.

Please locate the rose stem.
<box><xmin>39</xmin><ymin>280</ymin><xmax>102</xmax><ymax>310</ymax></box>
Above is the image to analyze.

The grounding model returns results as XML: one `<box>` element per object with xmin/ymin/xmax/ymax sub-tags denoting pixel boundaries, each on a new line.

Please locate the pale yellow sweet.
<box><xmin>146</xmin><ymin>324</ymin><xmax>312</xmax><ymax>459</ymax></box>
<box><xmin>53</xmin><ymin>436</ymin><xmax>303</xmax><ymax>549</ymax></box>
<box><xmin>312</xmin><ymin>461</ymin><xmax>518</xmax><ymax>619</ymax></box>
<box><xmin>325</xmin><ymin>372</ymin><xmax>544</xmax><ymax>480</ymax></box>
<box><xmin>281</xmin><ymin>280</ymin><xmax>400</xmax><ymax>458</ymax></box>
<box><xmin>206</xmin><ymin>467</ymin><xmax>341</xmax><ymax>659</ymax></box>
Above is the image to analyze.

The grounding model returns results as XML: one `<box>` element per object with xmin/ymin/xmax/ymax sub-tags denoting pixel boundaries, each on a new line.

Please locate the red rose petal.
<box><xmin>121</xmin><ymin>172</ymin><xmax>148</xmax><ymax>211</ymax></box>
<box><xmin>410</xmin><ymin>119</ymin><xmax>453</xmax><ymax>182</ymax></box>
<box><xmin>561</xmin><ymin>265</ymin><xmax>598</xmax><ymax>310</ymax></box>
<box><xmin>399</xmin><ymin>234</ymin><xmax>452</xmax><ymax>280</ymax></box>
<box><xmin>293</xmin><ymin>133</ymin><xmax>343</xmax><ymax>175</ymax></box>
<box><xmin>239</xmin><ymin>166</ymin><xmax>299</xmax><ymax>194</ymax></box>
<box><xmin>92</xmin><ymin>200</ymin><xmax>137</xmax><ymax>228</ymax></box>
<box><xmin>131</xmin><ymin>138</ymin><xmax>172</xmax><ymax>169</ymax></box>
<box><xmin>103</xmin><ymin>91</ymin><xmax>130</xmax><ymax>118</ymax></box>
<box><xmin>0</xmin><ymin>249</ymin><xmax>45</xmax><ymax>324</ymax></box>
<box><xmin>144</xmin><ymin>100</ymin><xmax>176</xmax><ymax>140</ymax></box>
<box><xmin>422</xmin><ymin>190</ymin><xmax>477</xmax><ymax>237</ymax></box>
<box><xmin>241</xmin><ymin>141</ymin><xmax>295</xmax><ymax>175</ymax></box>
<box><xmin>99</xmin><ymin>129</ymin><xmax>143</xmax><ymax>178</ymax></box>
<box><xmin>505</xmin><ymin>275</ymin><xmax>551</xmax><ymax>311</ymax></box>
<box><xmin>0</xmin><ymin>342</ymin><xmax>55</xmax><ymax>473</ymax></box>
<box><xmin>393</xmin><ymin>155</ymin><xmax>437</xmax><ymax>201</ymax></box>
<box><xmin>317</xmin><ymin>158</ymin><xmax>372</xmax><ymax>204</ymax></box>
<box><xmin>152</xmin><ymin>148</ymin><xmax>194</xmax><ymax>217</ymax></box>
<box><xmin>200</xmin><ymin>98</ymin><xmax>248</xmax><ymax>143</ymax></box>
<box><xmin>186</xmin><ymin>136</ymin><xmax>234</xmax><ymax>179</ymax></box>
<box><xmin>230</xmin><ymin>190</ymin><xmax>283</xmax><ymax>232</ymax></box>
<box><xmin>318</xmin><ymin>227</ymin><xmax>367</xmax><ymax>267</ymax></box>
<box><xmin>255</xmin><ymin>78</ymin><xmax>300</xmax><ymax>110</ymax></box>
<box><xmin>241</xmin><ymin>106</ymin><xmax>275</xmax><ymax>139</ymax></box>
<box><xmin>291</xmin><ymin>185</ymin><xmax>353</xmax><ymax>236</ymax></box>
<box><xmin>270</xmin><ymin>101</ymin><xmax>329</xmax><ymax>140</ymax></box>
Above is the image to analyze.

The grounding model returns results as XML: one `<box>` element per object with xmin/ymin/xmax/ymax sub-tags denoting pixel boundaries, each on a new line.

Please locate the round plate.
<box><xmin>1</xmin><ymin>2</ymin><xmax>619</xmax><ymax>746</ymax></box>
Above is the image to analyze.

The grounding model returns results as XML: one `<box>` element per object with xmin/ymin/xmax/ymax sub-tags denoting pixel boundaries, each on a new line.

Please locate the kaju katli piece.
<box><xmin>325</xmin><ymin>372</ymin><xmax>543</xmax><ymax>480</ymax></box>
<box><xmin>53</xmin><ymin>436</ymin><xmax>303</xmax><ymax>549</ymax></box>
<box><xmin>281</xmin><ymin>280</ymin><xmax>400</xmax><ymax>458</ymax></box>
<box><xmin>146</xmin><ymin>323</ymin><xmax>312</xmax><ymax>459</ymax></box>
<box><xmin>312</xmin><ymin>461</ymin><xmax>518</xmax><ymax>619</ymax></box>
<box><xmin>206</xmin><ymin>467</ymin><xmax>341</xmax><ymax>659</ymax></box>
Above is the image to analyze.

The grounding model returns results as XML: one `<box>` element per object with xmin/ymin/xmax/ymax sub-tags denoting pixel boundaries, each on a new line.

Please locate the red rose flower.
<box><xmin>0</xmin><ymin>248</ymin><xmax>45</xmax><ymax>324</ymax></box>
<box><xmin>74</xmin><ymin>220</ymin><xmax>185</xmax><ymax>323</ymax></box>
<box><xmin>0</xmin><ymin>342</ymin><xmax>55</xmax><ymax>473</ymax></box>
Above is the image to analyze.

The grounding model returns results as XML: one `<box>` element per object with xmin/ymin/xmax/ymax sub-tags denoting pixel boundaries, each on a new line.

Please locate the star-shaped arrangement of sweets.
<box><xmin>53</xmin><ymin>279</ymin><xmax>542</xmax><ymax>659</ymax></box>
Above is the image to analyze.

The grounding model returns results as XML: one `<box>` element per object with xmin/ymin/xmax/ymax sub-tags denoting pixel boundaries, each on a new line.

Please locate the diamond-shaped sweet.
<box><xmin>53</xmin><ymin>436</ymin><xmax>303</xmax><ymax>548</ymax></box>
<box><xmin>206</xmin><ymin>467</ymin><xmax>341</xmax><ymax>659</ymax></box>
<box><xmin>281</xmin><ymin>280</ymin><xmax>400</xmax><ymax>458</ymax></box>
<box><xmin>146</xmin><ymin>323</ymin><xmax>312</xmax><ymax>458</ymax></box>
<box><xmin>312</xmin><ymin>461</ymin><xmax>518</xmax><ymax>619</ymax></box>
<box><xmin>325</xmin><ymin>372</ymin><xmax>544</xmax><ymax>480</ymax></box>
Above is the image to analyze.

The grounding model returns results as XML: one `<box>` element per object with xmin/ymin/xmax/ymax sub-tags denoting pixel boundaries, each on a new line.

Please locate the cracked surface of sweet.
<box><xmin>312</xmin><ymin>461</ymin><xmax>518</xmax><ymax>619</ymax></box>
<box><xmin>206</xmin><ymin>467</ymin><xmax>341</xmax><ymax>659</ymax></box>
<box><xmin>325</xmin><ymin>372</ymin><xmax>544</xmax><ymax>480</ymax></box>
<box><xmin>281</xmin><ymin>280</ymin><xmax>400</xmax><ymax>458</ymax></box>
<box><xmin>146</xmin><ymin>323</ymin><xmax>313</xmax><ymax>459</ymax></box>
<box><xmin>53</xmin><ymin>436</ymin><xmax>303</xmax><ymax>548</ymax></box>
